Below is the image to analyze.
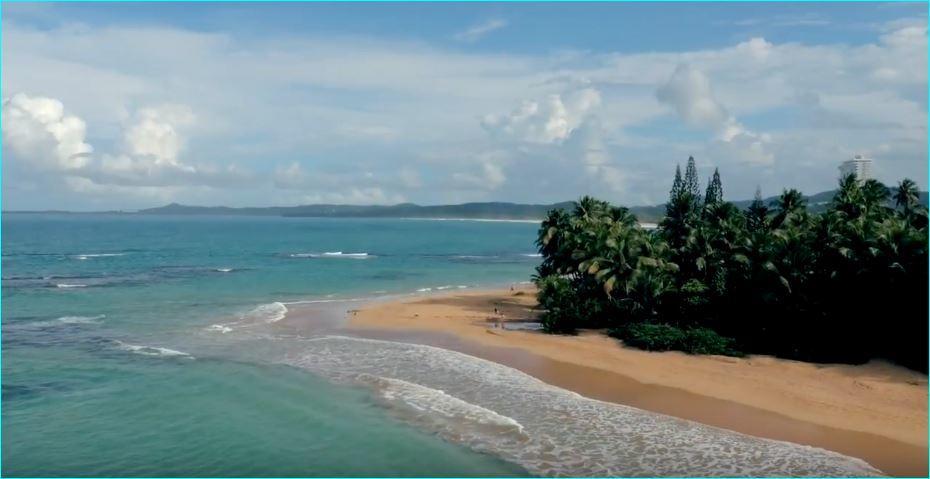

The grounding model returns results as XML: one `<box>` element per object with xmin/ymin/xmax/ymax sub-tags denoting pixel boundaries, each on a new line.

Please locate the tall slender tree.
<box><xmin>704</xmin><ymin>168</ymin><xmax>723</xmax><ymax>206</ymax></box>
<box><xmin>745</xmin><ymin>186</ymin><xmax>769</xmax><ymax>232</ymax></box>
<box><xmin>669</xmin><ymin>164</ymin><xmax>683</xmax><ymax>202</ymax></box>
<box><xmin>684</xmin><ymin>156</ymin><xmax>700</xmax><ymax>199</ymax></box>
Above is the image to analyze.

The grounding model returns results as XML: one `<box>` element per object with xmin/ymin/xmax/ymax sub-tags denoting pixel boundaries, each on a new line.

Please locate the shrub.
<box><xmin>682</xmin><ymin>327</ymin><xmax>741</xmax><ymax>356</ymax></box>
<box><xmin>609</xmin><ymin>323</ymin><xmax>741</xmax><ymax>356</ymax></box>
<box><xmin>535</xmin><ymin>275</ymin><xmax>604</xmax><ymax>333</ymax></box>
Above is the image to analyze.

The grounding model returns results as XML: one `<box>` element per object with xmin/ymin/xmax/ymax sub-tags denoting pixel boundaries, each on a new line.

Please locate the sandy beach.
<box><xmin>350</xmin><ymin>286</ymin><xmax>929</xmax><ymax>477</ymax></box>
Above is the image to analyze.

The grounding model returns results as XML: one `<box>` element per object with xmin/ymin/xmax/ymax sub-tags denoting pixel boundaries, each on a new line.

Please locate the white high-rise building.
<box><xmin>839</xmin><ymin>155</ymin><xmax>873</xmax><ymax>182</ymax></box>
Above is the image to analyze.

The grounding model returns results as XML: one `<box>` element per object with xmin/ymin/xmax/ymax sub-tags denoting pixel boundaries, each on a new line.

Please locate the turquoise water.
<box><xmin>1</xmin><ymin>214</ymin><xmax>886</xmax><ymax>477</ymax></box>
<box><xmin>2</xmin><ymin>214</ymin><xmax>538</xmax><ymax>477</ymax></box>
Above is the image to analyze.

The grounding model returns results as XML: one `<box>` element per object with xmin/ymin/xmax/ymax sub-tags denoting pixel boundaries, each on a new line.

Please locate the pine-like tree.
<box><xmin>670</xmin><ymin>164</ymin><xmax>683</xmax><ymax>201</ymax></box>
<box><xmin>684</xmin><ymin>156</ymin><xmax>700</xmax><ymax>199</ymax></box>
<box><xmin>704</xmin><ymin>168</ymin><xmax>723</xmax><ymax>205</ymax></box>
<box><xmin>746</xmin><ymin>185</ymin><xmax>768</xmax><ymax>232</ymax></box>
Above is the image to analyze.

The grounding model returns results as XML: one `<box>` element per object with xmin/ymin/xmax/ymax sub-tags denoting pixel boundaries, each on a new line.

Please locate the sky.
<box><xmin>2</xmin><ymin>2</ymin><xmax>927</xmax><ymax>211</ymax></box>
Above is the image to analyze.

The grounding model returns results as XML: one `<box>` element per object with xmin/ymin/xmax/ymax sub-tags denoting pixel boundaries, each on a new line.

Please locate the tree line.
<box><xmin>534</xmin><ymin>157</ymin><xmax>928</xmax><ymax>371</ymax></box>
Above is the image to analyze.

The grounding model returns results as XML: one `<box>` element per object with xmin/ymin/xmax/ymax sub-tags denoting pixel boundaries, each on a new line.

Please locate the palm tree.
<box><xmin>771</xmin><ymin>189</ymin><xmax>807</xmax><ymax>229</ymax></box>
<box><xmin>894</xmin><ymin>178</ymin><xmax>920</xmax><ymax>217</ymax></box>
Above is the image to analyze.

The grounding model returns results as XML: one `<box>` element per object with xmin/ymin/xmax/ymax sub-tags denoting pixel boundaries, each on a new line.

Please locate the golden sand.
<box><xmin>350</xmin><ymin>286</ymin><xmax>928</xmax><ymax>477</ymax></box>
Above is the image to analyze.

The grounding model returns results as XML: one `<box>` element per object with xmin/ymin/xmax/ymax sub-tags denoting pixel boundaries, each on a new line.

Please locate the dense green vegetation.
<box><xmin>534</xmin><ymin>157</ymin><xmax>928</xmax><ymax>371</ymax></box>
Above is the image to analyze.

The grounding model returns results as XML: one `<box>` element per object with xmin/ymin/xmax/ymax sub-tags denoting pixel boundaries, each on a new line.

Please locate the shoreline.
<box><xmin>347</xmin><ymin>286</ymin><xmax>928</xmax><ymax>477</ymax></box>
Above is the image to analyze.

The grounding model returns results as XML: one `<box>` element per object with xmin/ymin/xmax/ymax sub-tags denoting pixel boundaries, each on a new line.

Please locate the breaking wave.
<box><xmin>290</xmin><ymin>252</ymin><xmax>372</xmax><ymax>259</ymax></box>
<box><xmin>57</xmin><ymin>314</ymin><xmax>106</xmax><ymax>324</ymax></box>
<box><xmin>279</xmin><ymin>335</ymin><xmax>880</xmax><ymax>477</ymax></box>
<box><xmin>360</xmin><ymin>375</ymin><xmax>529</xmax><ymax>450</ymax></box>
<box><xmin>206</xmin><ymin>324</ymin><xmax>233</xmax><ymax>334</ymax></box>
<box><xmin>114</xmin><ymin>341</ymin><xmax>193</xmax><ymax>359</ymax></box>
<box><xmin>73</xmin><ymin>253</ymin><xmax>126</xmax><ymax>260</ymax></box>
<box><xmin>243</xmin><ymin>302</ymin><xmax>288</xmax><ymax>323</ymax></box>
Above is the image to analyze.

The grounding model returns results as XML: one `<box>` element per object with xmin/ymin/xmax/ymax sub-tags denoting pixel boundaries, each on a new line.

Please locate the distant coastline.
<box><xmin>6</xmin><ymin>187</ymin><xmax>924</xmax><ymax>222</ymax></box>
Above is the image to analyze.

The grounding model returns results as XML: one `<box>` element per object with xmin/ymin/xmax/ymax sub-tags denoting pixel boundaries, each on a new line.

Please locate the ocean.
<box><xmin>2</xmin><ymin>214</ymin><xmax>881</xmax><ymax>477</ymax></box>
<box><xmin>2</xmin><ymin>214</ymin><xmax>537</xmax><ymax>477</ymax></box>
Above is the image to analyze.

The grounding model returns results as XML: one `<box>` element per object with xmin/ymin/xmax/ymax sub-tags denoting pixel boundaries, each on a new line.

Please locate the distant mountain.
<box><xmin>9</xmin><ymin>188</ymin><xmax>927</xmax><ymax>222</ymax></box>
<box><xmin>136</xmin><ymin>201</ymin><xmax>578</xmax><ymax>220</ymax></box>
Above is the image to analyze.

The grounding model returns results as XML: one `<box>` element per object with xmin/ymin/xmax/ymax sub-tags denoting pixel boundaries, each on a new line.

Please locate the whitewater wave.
<box><xmin>12</xmin><ymin>315</ymin><xmax>106</xmax><ymax>329</ymax></box>
<box><xmin>215</xmin><ymin>268</ymin><xmax>234</xmax><ymax>273</ymax></box>
<box><xmin>243</xmin><ymin>302</ymin><xmax>288</xmax><ymax>323</ymax></box>
<box><xmin>361</xmin><ymin>375</ymin><xmax>529</xmax><ymax>449</ymax></box>
<box><xmin>73</xmin><ymin>253</ymin><xmax>126</xmax><ymax>260</ymax></box>
<box><xmin>114</xmin><ymin>341</ymin><xmax>193</xmax><ymax>359</ymax></box>
<box><xmin>290</xmin><ymin>252</ymin><xmax>372</xmax><ymax>259</ymax></box>
<box><xmin>57</xmin><ymin>314</ymin><xmax>106</xmax><ymax>324</ymax></box>
<box><xmin>417</xmin><ymin>285</ymin><xmax>467</xmax><ymax>293</ymax></box>
<box><xmin>55</xmin><ymin>283</ymin><xmax>87</xmax><ymax>289</ymax></box>
<box><xmin>206</xmin><ymin>324</ymin><xmax>233</xmax><ymax>334</ymax></box>
<box><xmin>401</xmin><ymin>217</ymin><xmax>540</xmax><ymax>224</ymax></box>
<box><xmin>521</xmin><ymin>253</ymin><xmax>543</xmax><ymax>258</ymax></box>
<box><xmin>280</xmin><ymin>335</ymin><xmax>880</xmax><ymax>477</ymax></box>
<box><xmin>282</xmin><ymin>296</ymin><xmax>369</xmax><ymax>306</ymax></box>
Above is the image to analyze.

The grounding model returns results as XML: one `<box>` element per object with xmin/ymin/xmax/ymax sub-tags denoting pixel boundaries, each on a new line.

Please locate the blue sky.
<box><xmin>2</xmin><ymin>2</ymin><xmax>927</xmax><ymax>210</ymax></box>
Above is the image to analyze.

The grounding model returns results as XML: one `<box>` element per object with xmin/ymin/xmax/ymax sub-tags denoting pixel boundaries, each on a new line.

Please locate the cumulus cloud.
<box><xmin>657</xmin><ymin>64</ymin><xmax>775</xmax><ymax>166</ymax></box>
<box><xmin>735</xmin><ymin>37</ymin><xmax>774</xmax><ymax>61</ymax></box>
<box><xmin>3</xmin><ymin>93</ymin><xmax>250</xmax><ymax>193</ymax></box>
<box><xmin>123</xmin><ymin>105</ymin><xmax>195</xmax><ymax>166</ymax></box>
<box><xmin>454</xmin><ymin>18</ymin><xmax>508</xmax><ymax>42</ymax></box>
<box><xmin>656</xmin><ymin>65</ymin><xmax>730</xmax><ymax>132</ymax></box>
<box><xmin>2</xmin><ymin>93</ymin><xmax>93</xmax><ymax>170</ymax></box>
<box><xmin>482</xmin><ymin>88</ymin><xmax>602</xmax><ymax>144</ymax></box>
<box><xmin>2</xmin><ymin>11</ymin><xmax>926</xmax><ymax>209</ymax></box>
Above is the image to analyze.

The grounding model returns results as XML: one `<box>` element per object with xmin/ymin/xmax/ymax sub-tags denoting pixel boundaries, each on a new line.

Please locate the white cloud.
<box><xmin>735</xmin><ymin>37</ymin><xmax>774</xmax><ymax>61</ymax></box>
<box><xmin>2</xmin><ymin>93</ymin><xmax>93</xmax><ymax>170</ymax></box>
<box><xmin>3</xmin><ymin>93</ymin><xmax>251</xmax><ymax>195</ymax></box>
<box><xmin>656</xmin><ymin>64</ymin><xmax>775</xmax><ymax>166</ymax></box>
<box><xmin>482</xmin><ymin>88</ymin><xmax>602</xmax><ymax>144</ymax></box>
<box><xmin>123</xmin><ymin>105</ymin><xmax>195</xmax><ymax>165</ymax></box>
<box><xmin>2</xmin><ymin>14</ymin><xmax>926</xmax><ymax>209</ymax></box>
<box><xmin>450</xmin><ymin>151</ymin><xmax>508</xmax><ymax>191</ymax></box>
<box><xmin>656</xmin><ymin>64</ymin><xmax>730</xmax><ymax>132</ymax></box>
<box><xmin>454</xmin><ymin>19</ymin><xmax>508</xmax><ymax>42</ymax></box>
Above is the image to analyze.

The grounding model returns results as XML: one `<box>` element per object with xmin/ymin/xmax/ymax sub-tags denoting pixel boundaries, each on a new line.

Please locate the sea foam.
<box><xmin>290</xmin><ymin>252</ymin><xmax>372</xmax><ymax>259</ymax></box>
<box><xmin>243</xmin><ymin>302</ymin><xmax>288</xmax><ymax>323</ymax></box>
<box><xmin>114</xmin><ymin>341</ymin><xmax>193</xmax><ymax>359</ymax></box>
<box><xmin>73</xmin><ymin>253</ymin><xmax>126</xmax><ymax>260</ymax></box>
<box><xmin>281</xmin><ymin>335</ymin><xmax>881</xmax><ymax>477</ymax></box>
<box><xmin>361</xmin><ymin>375</ymin><xmax>529</xmax><ymax>450</ymax></box>
<box><xmin>57</xmin><ymin>314</ymin><xmax>106</xmax><ymax>324</ymax></box>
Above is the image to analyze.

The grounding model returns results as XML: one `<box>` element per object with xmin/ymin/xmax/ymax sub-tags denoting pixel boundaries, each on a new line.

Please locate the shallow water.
<box><xmin>3</xmin><ymin>214</ymin><xmax>536</xmax><ymax>477</ymax></box>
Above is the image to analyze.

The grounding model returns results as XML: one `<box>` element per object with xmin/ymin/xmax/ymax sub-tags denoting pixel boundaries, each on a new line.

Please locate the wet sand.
<box><xmin>348</xmin><ymin>287</ymin><xmax>929</xmax><ymax>477</ymax></box>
